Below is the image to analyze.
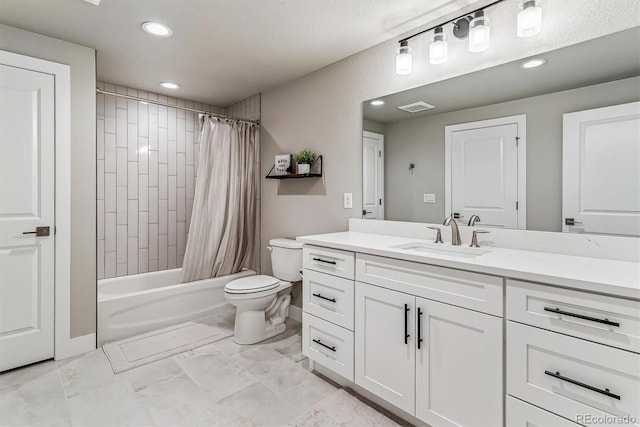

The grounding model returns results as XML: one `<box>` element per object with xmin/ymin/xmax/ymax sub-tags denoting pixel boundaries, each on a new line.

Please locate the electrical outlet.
<box><xmin>344</xmin><ymin>193</ymin><xmax>353</xmax><ymax>209</ymax></box>
<box><xmin>423</xmin><ymin>193</ymin><xmax>436</xmax><ymax>203</ymax></box>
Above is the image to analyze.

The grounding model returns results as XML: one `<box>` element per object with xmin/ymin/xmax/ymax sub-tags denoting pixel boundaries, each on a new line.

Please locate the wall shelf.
<box><xmin>266</xmin><ymin>155</ymin><xmax>323</xmax><ymax>179</ymax></box>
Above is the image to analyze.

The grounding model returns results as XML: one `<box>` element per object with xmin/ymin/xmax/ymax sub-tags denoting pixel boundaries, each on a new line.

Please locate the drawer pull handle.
<box><xmin>417</xmin><ymin>307</ymin><xmax>423</xmax><ymax>350</ymax></box>
<box><xmin>404</xmin><ymin>304</ymin><xmax>410</xmax><ymax>345</ymax></box>
<box><xmin>312</xmin><ymin>339</ymin><xmax>336</xmax><ymax>352</ymax></box>
<box><xmin>312</xmin><ymin>293</ymin><xmax>336</xmax><ymax>303</ymax></box>
<box><xmin>313</xmin><ymin>257</ymin><xmax>337</xmax><ymax>265</ymax></box>
<box><xmin>543</xmin><ymin>307</ymin><xmax>620</xmax><ymax>327</ymax></box>
<box><xmin>544</xmin><ymin>370</ymin><xmax>621</xmax><ymax>400</ymax></box>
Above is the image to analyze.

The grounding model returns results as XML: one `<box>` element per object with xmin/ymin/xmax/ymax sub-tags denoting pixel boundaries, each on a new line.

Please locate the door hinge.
<box><xmin>379</xmin><ymin>198</ymin><xmax>382</xmax><ymax>205</ymax></box>
<box><xmin>515</xmin><ymin>136</ymin><xmax>520</xmax><ymax>146</ymax></box>
<box><xmin>516</xmin><ymin>201</ymin><xmax>519</xmax><ymax>210</ymax></box>
<box><xmin>378</xmin><ymin>150</ymin><xmax>382</xmax><ymax>158</ymax></box>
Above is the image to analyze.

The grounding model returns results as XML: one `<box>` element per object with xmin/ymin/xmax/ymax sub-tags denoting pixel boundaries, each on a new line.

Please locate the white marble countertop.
<box><xmin>297</xmin><ymin>231</ymin><xmax>640</xmax><ymax>300</ymax></box>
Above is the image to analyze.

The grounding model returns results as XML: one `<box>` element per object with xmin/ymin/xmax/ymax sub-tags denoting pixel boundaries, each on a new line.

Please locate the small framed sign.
<box><xmin>275</xmin><ymin>154</ymin><xmax>293</xmax><ymax>175</ymax></box>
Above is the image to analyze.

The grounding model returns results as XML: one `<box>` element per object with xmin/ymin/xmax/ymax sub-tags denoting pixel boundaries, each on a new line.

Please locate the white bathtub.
<box><xmin>97</xmin><ymin>268</ymin><xmax>255</xmax><ymax>345</ymax></box>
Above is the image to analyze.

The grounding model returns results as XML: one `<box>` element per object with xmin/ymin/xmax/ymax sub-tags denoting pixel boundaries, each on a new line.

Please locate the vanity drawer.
<box><xmin>303</xmin><ymin>269</ymin><xmax>354</xmax><ymax>330</ymax></box>
<box><xmin>507</xmin><ymin>280</ymin><xmax>640</xmax><ymax>353</ymax></box>
<box><xmin>506</xmin><ymin>396</ymin><xmax>579</xmax><ymax>426</ymax></box>
<box><xmin>355</xmin><ymin>253</ymin><xmax>503</xmax><ymax>316</ymax></box>
<box><xmin>302</xmin><ymin>312</ymin><xmax>354</xmax><ymax>381</ymax></box>
<box><xmin>507</xmin><ymin>322</ymin><xmax>640</xmax><ymax>426</ymax></box>
<box><xmin>303</xmin><ymin>245</ymin><xmax>355</xmax><ymax>280</ymax></box>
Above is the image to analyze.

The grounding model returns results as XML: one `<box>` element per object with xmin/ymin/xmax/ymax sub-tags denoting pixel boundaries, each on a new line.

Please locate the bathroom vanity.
<box><xmin>298</xmin><ymin>220</ymin><xmax>640</xmax><ymax>426</ymax></box>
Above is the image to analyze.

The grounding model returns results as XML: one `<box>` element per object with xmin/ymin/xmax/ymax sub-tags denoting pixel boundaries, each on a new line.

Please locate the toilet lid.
<box><xmin>225</xmin><ymin>275</ymin><xmax>280</xmax><ymax>294</ymax></box>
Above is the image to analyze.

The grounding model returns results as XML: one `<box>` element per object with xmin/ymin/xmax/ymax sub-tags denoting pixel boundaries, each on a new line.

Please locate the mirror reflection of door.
<box><xmin>362</xmin><ymin>131</ymin><xmax>384</xmax><ymax>219</ymax></box>
<box><xmin>445</xmin><ymin>115</ymin><xmax>526</xmax><ymax>229</ymax></box>
<box><xmin>563</xmin><ymin>102</ymin><xmax>640</xmax><ymax>236</ymax></box>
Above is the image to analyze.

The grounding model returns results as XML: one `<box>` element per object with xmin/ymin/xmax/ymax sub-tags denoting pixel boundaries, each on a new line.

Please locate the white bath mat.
<box><xmin>103</xmin><ymin>318</ymin><xmax>233</xmax><ymax>373</ymax></box>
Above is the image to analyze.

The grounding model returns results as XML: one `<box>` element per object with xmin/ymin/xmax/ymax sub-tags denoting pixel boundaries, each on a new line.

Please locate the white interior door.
<box><xmin>563</xmin><ymin>102</ymin><xmax>640</xmax><ymax>236</ymax></box>
<box><xmin>0</xmin><ymin>62</ymin><xmax>55</xmax><ymax>372</ymax></box>
<box><xmin>362</xmin><ymin>131</ymin><xmax>384</xmax><ymax>219</ymax></box>
<box><xmin>446</xmin><ymin>116</ymin><xmax>525</xmax><ymax>229</ymax></box>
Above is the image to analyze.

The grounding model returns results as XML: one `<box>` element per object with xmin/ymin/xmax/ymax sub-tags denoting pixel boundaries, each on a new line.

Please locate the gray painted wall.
<box><xmin>260</xmin><ymin>1</ymin><xmax>640</xmax><ymax>308</ymax></box>
<box><xmin>384</xmin><ymin>77</ymin><xmax>640</xmax><ymax>231</ymax></box>
<box><xmin>0</xmin><ymin>24</ymin><xmax>97</xmax><ymax>338</ymax></box>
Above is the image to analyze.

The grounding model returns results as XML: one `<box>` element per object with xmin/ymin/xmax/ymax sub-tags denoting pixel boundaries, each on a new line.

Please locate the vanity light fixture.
<box><xmin>370</xmin><ymin>100</ymin><xmax>385</xmax><ymax>106</ymax></box>
<box><xmin>159</xmin><ymin>81</ymin><xmax>180</xmax><ymax>90</ymax></box>
<box><xmin>517</xmin><ymin>0</ymin><xmax>543</xmax><ymax>38</ymax></box>
<box><xmin>429</xmin><ymin>27</ymin><xmax>448</xmax><ymax>64</ymax></box>
<box><xmin>393</xmin><ymin>0</ymin><xmax>544</xmax><ymax>74</ymax></box>
<box><xmin>469</xmin><ymin>11</ymin><xmax>491</xmax><ymax>52</ymax></box>
<box><xmin>520</xmin><ymin>58</ymin><xmax>547</xmax><ymax>69</ymax></box>
<box><xmin>142</xmin><ymin>22</ymin><xmax>173</xmax><ymax>37</ymax></box>
<box><xmin>396</xmin><ymin>40</ymin><xmax>413</xmax><ymax>75</ymax></box>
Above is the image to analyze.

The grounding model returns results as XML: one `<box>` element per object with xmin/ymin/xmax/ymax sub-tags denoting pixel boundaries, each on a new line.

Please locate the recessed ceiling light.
<box><xmin>370</xmin><ymin>100</ymin><xmax>385</xmax><ymax>106</ymax></box>
<box><xmin>520</xmin><ymin>58</ymin><xmax>547</xmax><ymax>69</ymax></box>
<box><xmin>159</xmin><ymin>82</ymin><xmax>180</xmax><ymax>90</ymax></box>
<box><xmin>142</xmin><ymin>22</ymin><xmax>173</xmax><ymax>37</ymax></box>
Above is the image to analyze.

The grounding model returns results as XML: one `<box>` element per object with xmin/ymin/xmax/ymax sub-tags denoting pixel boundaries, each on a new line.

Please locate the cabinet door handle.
<box><xmin>312</xmin><ymin>293</ymin><xmax>336</xmax><ymax>303</ymax></box>
<box><xmin>313</xmin><ymin>257</ymin><xmax>337</xmax><ymax>265</ymax></box>
<box><xmin>417</xmin><ymin>307</ymin><xmax>423</xmax><ymax>350</ymax></box>
<box><xmin>543</xmin><ymin>307</ymin><xmax>620</xmax><ymax>327</ymax></box>
<box><xmin>544</xmin><ymin>370</ymin><xmax>620</xmax><ymax>400</ymax></box>
<box><xmin>312</xmin><ymin>339</ymin><xmax>336</xmax><ymax>352</ymax></box>
<box><xmin>404</xmin><ymin>304</ymin><xmax>410</xmax><ymax>345</ymax></box>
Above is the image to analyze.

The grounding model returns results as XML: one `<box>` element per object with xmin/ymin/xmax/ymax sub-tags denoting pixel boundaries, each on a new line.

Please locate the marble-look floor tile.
<box><xmin>210</xmin><ymin>382</ymin><xmax>299</xmax><ymax>427</ymax></box>
<box><xmin>59</xmin><ymin>349</ymin><xmax>122</xmax><ymax>398</ymax></box>
<box><xmin>67</xmin><ymin>381</ymin><xmax>152</xmax><ymax>427</ymax></box>
<box><xmin>0</xmin><ymin>360</ymin><xmax>58</xmax><ymax>392</ymax></box>
<box><xmin>288</xmin><ymin>389</ymin><xmax>400</xmax><ymax>427</ymax></box>
<box><xmin>234</xmin><ymin>347</ymin><xmax>315</xmax><ymax>394</ymax></box>
<box><xmin>278</xmin><ymin>374</ymin><xmax>338</xmax><ymax>416</ymax></box>
<box><xmin>0</xmin><ymin>370</ymin><xmax>70</xmax><ymax>426</ymax></box>
<box><xmin>125</xmin><ymin>358</ymin><xmax>184</xmax><ymax>392</ymax></box>
<box><xmin>136</xmin><ymin>373</ymin><xmax>228</xmax><ymax>426</ymax></box>
<box><xmin>175</xmin><ymin>350</ymin><xmax>258</xmax><ymax>401</ymax></box>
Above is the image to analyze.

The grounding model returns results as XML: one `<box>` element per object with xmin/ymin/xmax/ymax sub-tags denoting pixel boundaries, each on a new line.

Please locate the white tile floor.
<box><xmin>0</xmin><ymin>311</ymin><xmax>402</xmax><ymax>427</ymax></box>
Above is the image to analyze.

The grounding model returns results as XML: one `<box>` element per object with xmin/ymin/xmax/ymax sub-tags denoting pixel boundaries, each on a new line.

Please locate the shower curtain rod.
<box><xmin>96</xmin><ymin>88</ymin><xmax>260</xmax><ymax>125</ymax></box>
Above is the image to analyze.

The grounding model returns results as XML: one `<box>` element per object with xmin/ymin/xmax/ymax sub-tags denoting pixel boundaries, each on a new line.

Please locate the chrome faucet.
<box><xmin>468</xmin><ymin>215</ymin><xmax>481</xmax><ymax>226</ymax></box>
<box><xmin>443</xmin><ymin>217</ymin><xmax>461</xmax><ymax>245</ymax></box>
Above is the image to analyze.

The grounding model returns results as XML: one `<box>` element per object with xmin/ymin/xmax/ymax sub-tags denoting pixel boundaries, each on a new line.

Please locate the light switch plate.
<box><xmin>424</xmin><ymin>193</ymin><xmax>436</xmax><ymax>203</ymax></box>
<box><xmin>344</xmin><ymin>193</ymin><xmax>353</xmax><ymax>209</ymax></box>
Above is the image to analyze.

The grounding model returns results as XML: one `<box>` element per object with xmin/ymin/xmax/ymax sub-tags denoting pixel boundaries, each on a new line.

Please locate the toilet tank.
<box><xmin>268</xmin><ymin>238</ymin><xmax>303</xmax><ymax>282</ymax></box>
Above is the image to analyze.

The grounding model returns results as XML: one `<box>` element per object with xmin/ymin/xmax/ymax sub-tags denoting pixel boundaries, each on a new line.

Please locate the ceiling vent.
<box><xmin>397</xmin><ymin>101</ymin><xmax>435</xmax><ymax>113</ymax></box>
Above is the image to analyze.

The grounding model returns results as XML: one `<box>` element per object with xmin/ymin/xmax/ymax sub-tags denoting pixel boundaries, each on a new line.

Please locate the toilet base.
<box><xmin>229</xmin><ymin>288</ymin><xmax>292</xmax><ymax>345</ymax></box>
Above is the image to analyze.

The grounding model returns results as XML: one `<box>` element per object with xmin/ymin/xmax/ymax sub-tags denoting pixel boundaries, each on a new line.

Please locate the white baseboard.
<box><xmin>55</xmin><ymin>333</ymin><xmax>96</xmax><ymax>360</ymax></box>
<box><xmin>289</xmin><ymin>305</ymin><xmax>302</xmax><ymax>322</ymax></box>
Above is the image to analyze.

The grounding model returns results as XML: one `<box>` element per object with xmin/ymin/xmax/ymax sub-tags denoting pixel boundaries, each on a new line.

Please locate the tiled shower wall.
<box><xmin>97</xmin><ymin>82</ymin><xmax>260</xmax><ymax>279</ymax></box>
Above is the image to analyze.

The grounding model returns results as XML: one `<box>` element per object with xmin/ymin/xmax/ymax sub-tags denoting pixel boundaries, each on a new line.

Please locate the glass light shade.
<box><xmin>469</xmin><ymin>18</ymin><xmax>490</xmax><ymax>52</ymax></box>
<box><xmin>517</xmin><ymin>4</ymin><xmax>542</xmax><ymax>37</ymax></box>
<box><xmin>396</xmin><ymin>44</ymin><xmax>413</xmax><ymax>75</ymax></box>
<box><xmin>429</xmin><ymin>35</ymin><xmax>448</xmax><ymax>64</ymax></box>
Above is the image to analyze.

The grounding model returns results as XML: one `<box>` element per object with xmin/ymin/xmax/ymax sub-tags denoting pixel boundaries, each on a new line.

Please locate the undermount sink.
<box><xmin>390</xmin><ymin>242</ymin><xmax>490</xmax><ymax>258</ymax></box>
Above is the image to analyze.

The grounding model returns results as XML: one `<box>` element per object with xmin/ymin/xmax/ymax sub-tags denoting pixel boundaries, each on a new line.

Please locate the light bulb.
<box><xmin>396</xmin><ymin>41</ymin><xmax>413</xmax><ymax>75</ymax></box>
<box><xmin>429</xmin><ymin>27</ymin><xmax>448</xmax><ymax>65</ymax></box>
<box><xmin>469</xmin><ymin>11</ymin><xmax>490</xmax><ymax>53</ymax></box>
<box><xmin>517</xmin><ymin>0</ymin><xmax>542</xmax><ymax>37</ymax></box>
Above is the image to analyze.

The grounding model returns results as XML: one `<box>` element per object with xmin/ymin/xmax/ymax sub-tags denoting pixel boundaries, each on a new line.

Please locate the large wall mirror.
<box><xmin>361</xmin><ymin>28</ymin><xmax>640</xmax><ymax>236</ymax></box>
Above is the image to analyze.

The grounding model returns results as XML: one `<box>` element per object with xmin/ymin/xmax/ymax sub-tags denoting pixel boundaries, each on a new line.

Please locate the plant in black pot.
<box><xmin>294</xmin><ymin>148</ymin><xmax>317</xmax><ymax>175</ymax></box>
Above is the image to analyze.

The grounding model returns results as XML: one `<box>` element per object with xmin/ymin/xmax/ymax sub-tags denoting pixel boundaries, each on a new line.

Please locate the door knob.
<box><xmin>23</xmin><ymin>226</ymin><xmax>50</xmax><ymax>236</ymax></box>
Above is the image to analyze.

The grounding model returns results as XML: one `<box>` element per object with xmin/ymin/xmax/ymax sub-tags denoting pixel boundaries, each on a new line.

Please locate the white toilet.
<box><xmin>224</xmin><ymin>238</ymin><xmax>303</xmax><ymax>344</ymax></box>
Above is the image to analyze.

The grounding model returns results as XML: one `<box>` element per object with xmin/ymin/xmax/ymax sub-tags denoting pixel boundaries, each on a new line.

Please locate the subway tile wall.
<box><xmin>97</xmin><ymin>82</ymin><xmax>260</xmax><ymax>279</ymax></box>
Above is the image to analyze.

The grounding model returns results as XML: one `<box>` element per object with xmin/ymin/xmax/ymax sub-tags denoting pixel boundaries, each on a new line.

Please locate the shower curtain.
<box><xmin>182</xmin><ymin>116</ymin><xmax>258</xmax><ymax>282</ymax></box>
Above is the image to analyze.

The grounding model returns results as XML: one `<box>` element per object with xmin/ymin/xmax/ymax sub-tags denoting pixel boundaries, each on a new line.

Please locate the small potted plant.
<box><xmin>294</xmin><ymin>148</ymin><xmax>317</xmax><ymax>175</ymax></box>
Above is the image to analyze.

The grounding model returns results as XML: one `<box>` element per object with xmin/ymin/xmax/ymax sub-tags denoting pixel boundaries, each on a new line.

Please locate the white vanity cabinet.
<box><xmin>354</xmin><ymin>255</ymin><xmax>504</xmax><ymax>426</ymax></box>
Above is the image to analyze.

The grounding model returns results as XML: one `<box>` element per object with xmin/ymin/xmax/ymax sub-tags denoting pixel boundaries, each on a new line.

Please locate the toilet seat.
<box><xmin>224</xmin><ymin>275</ymin><xmax>280</xmax><ymax>294</ymax></box>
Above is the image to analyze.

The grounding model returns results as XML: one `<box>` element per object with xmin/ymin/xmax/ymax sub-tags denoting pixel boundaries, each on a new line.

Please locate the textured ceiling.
<box><xmin>0</xmin><ymin>0</ymin><xmax>486</xmax><ymax>106</ymax></box>
<box><xmin>363</xmin><ymin>28</ymin><xmax>640</xmax><ymax>123</ymax></box>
